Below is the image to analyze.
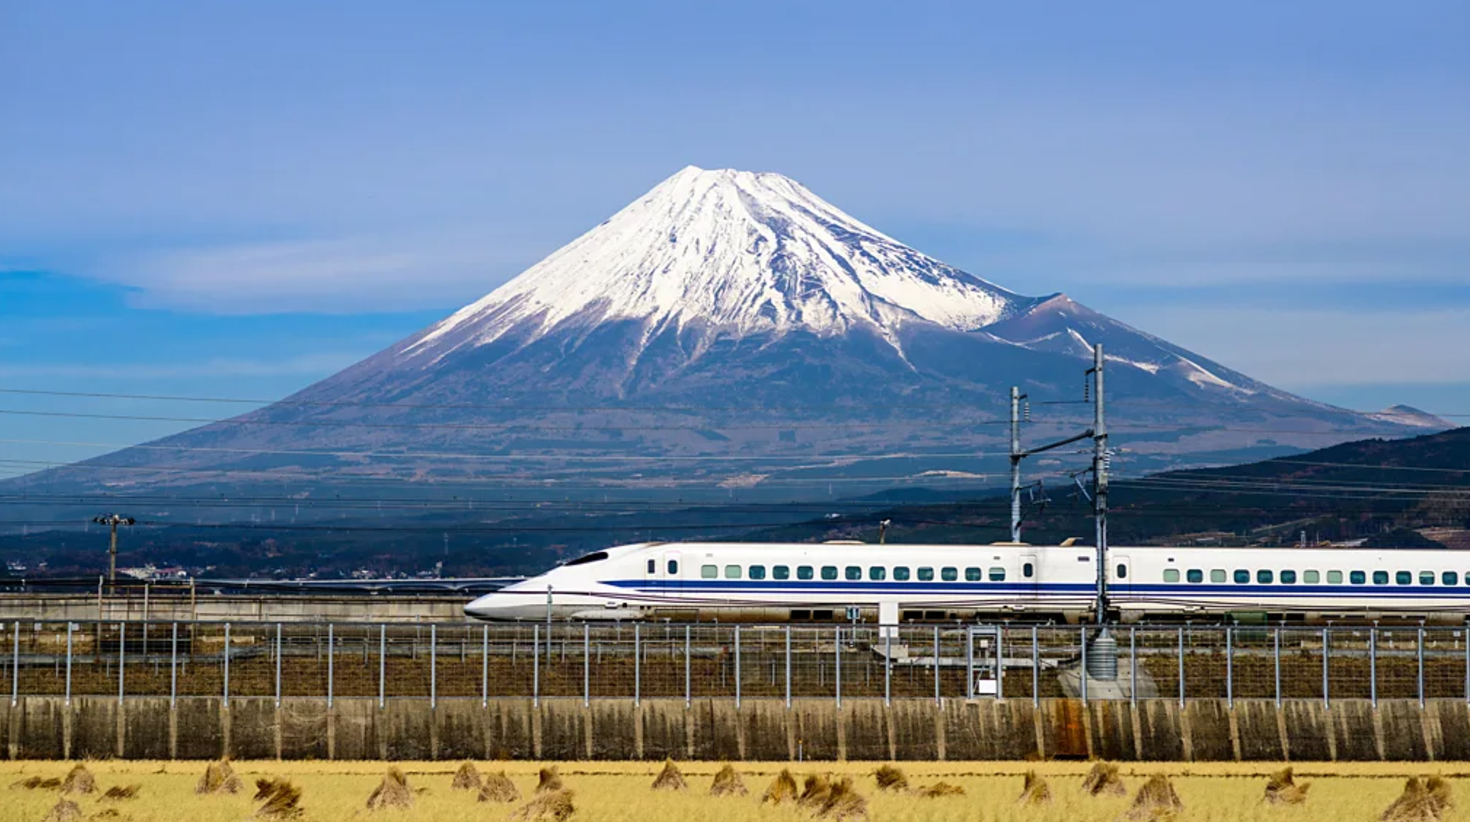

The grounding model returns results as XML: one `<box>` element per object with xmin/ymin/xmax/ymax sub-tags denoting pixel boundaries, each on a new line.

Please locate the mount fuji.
<box><xmin>6</xmin><ymin>166</ymin><xmax>1446</xmax><ymax>502</ymax></box>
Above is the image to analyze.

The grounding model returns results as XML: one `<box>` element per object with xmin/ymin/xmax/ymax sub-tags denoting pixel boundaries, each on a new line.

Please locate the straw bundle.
<box><xmin>1120</xmin><ymin>774</ymin><xmax>1184</xmax><ymax>822</ymax></box>
<box><xmin>815</xmin><ymin>777</ymin><xmax>869</xmax><ymax>822</ymax></box>
<box><xmin>709</xmin><ymin>764</ymin><xmax>748</xmax><ymax>797</ymax></box>
<box><xmin>41</xmin><ymin>799</ymin><xmax>81</xmax><ymax>822</ymax></box>
<box><xmin>478</xmin><ymin>771</ymin><xmax>521</xmax><ymax>803</ymax></box>
<box><xmin>536</xmin><ymin>766</ymin><xmax>564</xmax><ymax>795</ymax></box>
<box><xmin>12</xmin><ymin>776</ymin><xmax>62</xmax><ymax>789</ymax></box>
<box><xmin>650</xmin><ymin>759</ymin><xmax>687</xmax><ymax>791</ymax></box>
<box><xmin>101</xmin><ymin>784</ymin><xmax>140</xmax><ymax>801</ymax></box>
<box><xmin>451</xmin><ymin>761</ymin><xmax>481</xmax><ymax>791</ymax></box>
<box><xmin>873</xmin><ymin>764</ymin><xmax>908</xmax><ymax>792</ymax></box>
<box><xmin>1382</xmin><ymin>776</ymin><xmax>1453</xmax><ymax>822</ymax></box>
<box><xmin>1017</xmin><ymin>770</ymin><xmax>1052</xmax><ymax>806</ymax></box>
<box><xmin>1082</xmin><ymin>761</ymin><xmax>1127</xmax><ymax>797</ymax></box>
<box><xmin>917</xmin><ymin>782</ymin><xmax>966</xmax><ymax>798</ymax></box>
<box><xmin>365</xmin><ymin>766</ymin><xmax>413</xmax><ymax>811</ymax></box>
<box><xmin>1264</xmin><ymin>768</ymin><xmax>1310</xmax><ymax>806</ymax></box>
<box><xmin>761</xmin><ymin>769</ymin><xmax>799</xmax><ymax>805</ymax></box>
<box><xmin>60</xmin><ymin>764</ymin><xmax>95</xmax><ymax>796</ymax></box>
<box><xmin>255</xmin><ymin>780</ymin><xmax>303</xmax><ymax>819</ymax></box>
<box><xmin>195</xmin><ymin>760</ymin><xmax>243</xmax><ymax>795</ymax></box>
<box><xmin>510</xmin><ymin>788</ymin><xmax>575</xmax><ymax>822</ymax></box>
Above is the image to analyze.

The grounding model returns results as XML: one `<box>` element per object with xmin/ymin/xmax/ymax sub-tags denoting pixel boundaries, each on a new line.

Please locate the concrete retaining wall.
<box><xmin>1</xmin><ymin>697</ymin><xmax>1462</xmax><ymax>761</ymax></box>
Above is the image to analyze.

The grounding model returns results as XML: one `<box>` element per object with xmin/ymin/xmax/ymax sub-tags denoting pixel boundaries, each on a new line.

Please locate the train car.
<box><xmin>463</xmin><ymin>540</ymin><xmax>1470</xmax><ymax>624</ymax></box>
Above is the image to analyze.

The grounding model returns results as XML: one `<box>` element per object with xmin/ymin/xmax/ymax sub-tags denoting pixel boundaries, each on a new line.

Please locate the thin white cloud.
<box><xmin>83</xmin><ymin>229</ymin><xmax>557</xmax><ymax>314</ymax></box>
<box><xmin>0</xmin><ymin>353</ymin><xmax>362</xmax><ymax>380</ymax></box>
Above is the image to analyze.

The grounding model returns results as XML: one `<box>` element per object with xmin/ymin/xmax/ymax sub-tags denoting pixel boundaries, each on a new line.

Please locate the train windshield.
<box><xmin>563</xmin><ymin>551</ymin><xmax>610</xmax><ymax>567</ymax></box>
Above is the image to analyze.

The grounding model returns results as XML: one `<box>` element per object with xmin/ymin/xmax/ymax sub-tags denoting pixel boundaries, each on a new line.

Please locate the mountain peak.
<box><xmin>404</xmin><ymin>166</ymin><xmax>1030</xmax><ymax>362</ymax></box>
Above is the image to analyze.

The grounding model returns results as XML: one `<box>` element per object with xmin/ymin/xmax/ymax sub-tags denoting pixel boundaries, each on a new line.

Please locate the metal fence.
<box><xmin>3</xmin><ymin>620</ymin><xmax>1468</xmax><ymax>706</ymax></box>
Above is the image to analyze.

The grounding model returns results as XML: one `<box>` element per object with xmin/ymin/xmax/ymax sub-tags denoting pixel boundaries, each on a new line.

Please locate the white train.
<box><xmin>463</xmin><ymin>540</ymin><xmax>1470</xmax><ymax>624</ymax></box>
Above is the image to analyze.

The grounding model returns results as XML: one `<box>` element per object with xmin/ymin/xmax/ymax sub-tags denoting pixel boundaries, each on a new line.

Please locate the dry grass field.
<box><xmin>5</xmin><ymin>759</ymin><xmax>1470</xmax><ymax>822</ymax></box>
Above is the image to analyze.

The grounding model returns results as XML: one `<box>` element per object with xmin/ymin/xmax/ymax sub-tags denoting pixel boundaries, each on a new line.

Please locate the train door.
<box><xmin>1020</xmin><ymin>553</ymin><xmax>1039</xmax><ymax>603</ymax></box>
<box><xmin>661</xmin><ymin>549</ymin><xmax>682</xmax><ymax>595</ymax></box>
<box><xmin>1111</xmin><ymin>554</ymin><xmax>1131</xmax><ymax>599</ymax></box>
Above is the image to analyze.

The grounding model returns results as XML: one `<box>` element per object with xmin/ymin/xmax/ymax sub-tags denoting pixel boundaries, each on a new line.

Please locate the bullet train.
<box><xmin>463</xmin><ymin>540</ymin><xmax>1470</xmax><ymax>624</ymax></box>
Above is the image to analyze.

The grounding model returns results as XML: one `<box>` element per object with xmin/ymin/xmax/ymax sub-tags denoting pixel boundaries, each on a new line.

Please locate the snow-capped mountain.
<box><xmin>402</xmin><ymin>166</ymin><xmax>1036</xmax><ymax>366</ymax></box>
<box><xmin>3</xmin><ymin>166</ymin><xmax>1444</xmax><ymax>500</ymax></box>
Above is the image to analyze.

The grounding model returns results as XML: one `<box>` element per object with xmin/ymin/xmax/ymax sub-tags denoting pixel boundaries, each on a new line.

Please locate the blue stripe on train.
<box><xmin>604</xmin><ymin>578</ymin><xmax>1470</xmax><ymax>600</ymax></box>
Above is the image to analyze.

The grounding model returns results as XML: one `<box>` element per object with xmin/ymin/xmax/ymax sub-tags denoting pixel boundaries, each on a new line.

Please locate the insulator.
<box><xmin>1023</xmin><ymin>401</ymin><xmax>1030</xmax><ymax>422</ymax></box>
<box><xmin>1083</xmin><ymin>379</ymin><xmax>1090</xmax><ymax>402</ymax></box>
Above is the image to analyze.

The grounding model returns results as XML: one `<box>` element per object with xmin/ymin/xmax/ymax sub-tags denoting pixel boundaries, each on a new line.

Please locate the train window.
<box><xmin>725</xmin><ymin>565</ymin><xmax>742</xmax><ymax>579</ymax></box>
<box><xmin>1163</xmin><ymin>569</ymin><xmax>1180</xmax><ymax>583</ymax></box>
<box><xmin>965</xmin><ymin>568</ymin><xmax>982</xmax><ymax>582</ymax></box>
<box><xmin>749</xmin><ymin>565</ymin><xmax>766</xmax><ymax>580</ymax></box>
<box><xmin>1023</xmin><ymin>563</ymin><xmax>1034</xmax><ymax>578</ymax></box>
<box><xmin>774</xmin><ymin>566</ymin><xmax>790</xmax><ymax>580</ymax></box>
<box><xmin>821</xmin><ymin>566</ymin><xmax>837</xmax><ymax>580</ymax></box>
<box><xmin>1421</xmin><ymin>571</ymin><xmax>1435</xmax><ymax>586</ymax></box>
<box><xmin>1187</xmin><ymin>569</ymin><xmax>1203</xmax><ymax>583</ymax></box>
<box><xmin>1350</xmin><ymin>571</ymin><xmax>1366</xmax><ymax>585</ymax></box>
<box><xmin>1257</xmin><ymin>570</ymin><xmax>1273</xmax><ymax>584</ymax></box>
<box><xmin>1210</xmin><ymin>570</ymin><xmax>1226</xmax><ymax>583</ymax></box>
<box><xmin>565</xmin><ymin>551</ymin><xmax>609</xmax><ymax>566</ymax></box>
<box><xmin>918</xmin><ymin>567</ymin><xmax>934</xmax><ymax>581</ymax></box>
<box><xmin>1233</xmin><ymin>570</ymin><xmax>1249</xmax><ymax>584</ymax></box>
<box><xmin>648</xmin><ymin>559</ymin><xmax>656</xmax><ymax>574</ymax></box>
<box><xmin>894</xmin><ymin>567</ymin><xmax>910</xmax><ymax>581</ymax></box>
<box><xmin>1328</xmin><ymin>571</ymin><xmax>1344</xmax><ymax>584</ymax></box>
<box><xmin>845</xmin><ymin>566</ymin><xmax>862</xmax><ymax>581</ymax></box>
<box><xmin>989</xmin><ymin>567</ymin><xmax>1006</xmax><ymax>581</ymax></box>
<box><xmin>1373</xmin><ymin>571</ymin><xmax>1389</xmax><ymax>585</ymax></box>
<box><xmin>869</xmin><ymin>567</ymin><xmax>886</xmax><ymax>581</ymax></box>
<box><xmin>1304</xmin><ymin>570</ymin><xmax>1320</xmax><ymax>584</ymax></box>
<box><xmin>1445</xmin><ymin>572</ymin><xmax>1459</xmax><ymax>586</ymax></box>
<box><xmin>1394</xmin><ymin>571</ymin><xmax>1410</xmax><ymax>585</ymax></box>
<box><xmin>1116</xmin><ymin>564</ymin><xmax>1128</xmax><ymax>580</ymax></box>
<box><xmin>797</xmin><ymin>566</ymin><xmax>814</xmax><ymax>580</ymax></box>
<box><xmin>1281</xmin><ymin>570</ymin><xmax>1297</xmax><ymax>584</ymax></box>
<box><xmin>941</xmin><ymin>567</ymin><xmax>958</xmax><ymax>582</ymax></box>
<box><xmin>702</xmin><ymin>565</ymin><xmax>717</xmax><ymax>578</ymax></box>
<box><xmin>668</xmin><ymin>560</ymin><xmax>679</xmax><ymax>575</ymax></box>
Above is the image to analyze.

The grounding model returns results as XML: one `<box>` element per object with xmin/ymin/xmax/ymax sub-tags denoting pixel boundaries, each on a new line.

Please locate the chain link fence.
<box><xmin>3</xmin><ymin>620</ymin><xmax>1469</xmax><ymax>705</ymax></box>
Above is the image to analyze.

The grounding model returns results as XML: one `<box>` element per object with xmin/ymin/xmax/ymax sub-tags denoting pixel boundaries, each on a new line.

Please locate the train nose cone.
<box><xmin>464</xmin><ymin>592</ymin><xmax>531</xmax><ymax>621</ymax></box>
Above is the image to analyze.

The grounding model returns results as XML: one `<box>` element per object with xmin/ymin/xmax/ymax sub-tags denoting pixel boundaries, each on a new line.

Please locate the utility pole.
<box><xmin>1087</xmin><ymin>344</ymin><xmax>1108</xmax><ymax>624</ymax></box>
<box><xmin>92</xmin><ymin>514</ymin><xmax>135</xmax><ymax>590</ymax></box>
<box><xmin>1010</xmin><ymin>387</ymin><xmax>1025</xmax><ymax>543</ymax></box>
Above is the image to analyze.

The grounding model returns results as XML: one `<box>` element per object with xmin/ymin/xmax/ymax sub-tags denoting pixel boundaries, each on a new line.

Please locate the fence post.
<box><xmin>481</xmin><ymin>625</ymin><xmax>488</xmax><ymax>708</ymax></box>
<box><xmin>222</xmin><ymin>623</ymin><xmax>230</xmax><ymax>708</ymax></box>
<box><xmin>1273</xmin><ymin>627</ymin><xmax>1281</xmax><ymax>706</ymax></box>
<box><xmin>64</xmin><ymin>622</ymin><xmax>73</xmax><ymax>706</ymax></box>
<box><xmin>1080</xmin><ymin>625</ymin><xmax>1088</xmax><ymax>704</ymax></box>
<box><xmin>169</xmin><ymin>622</ymin><xmax>177</xmax><ymax>708</ymax></box>
<box><xmin>117</xmin><ymin>621</ymin><xmax>125</xmax><ymax>704</ymax></box>
<box><xmin>533</xmin><ymin>624</ymin><xmax>540</xmax><ymax>708</ymax></box>
<box><xmin>327</xmin><ymin>623</ymin><xmax>334</xmax><ymax>710</ymax></box>
<box><xmin>934</xmin><ymin>625</ymin><xmax>942</xmax><ymax>707</ymax></box>
<box><xmin>1226</xmin><ymin>627</ymin><xmax>1233</xmax><ymax>707</ymax></box>
<box><xmin>1032</xmin><ymin>626</ymin><xmax>1039</xmax><ymax>707</ymax></box>
<box><xmin>11</xmin><ymin>621</ymin><xmax>19</xmax><ymax>706</ymax></box>
<box><xmin>995</xmin><ymin>625</ymin><xmax>1003</xmax><ymax>701</ymax></box>
<box><xmin>1322</xmin><ymin>627</ymin><xmax>1330</xmax><ymax>708</ymax></box>
<box><xmin>275</xmin><ymin>623</ymin><xmax>282</xmax><ymax>708</ymax></box>
<box><xmin>684</xmin><ymin>625</ymin><xmax>690</xmax><ymax>709</ymax></box>
<box><xmin>1370</xmin><ymin>627</ymin><xmax>1377</xmax><ymax>708</ymax></box>
<box><xmin>965</xmin><ymin>628</ymin><xmax>974</xmax><ymax>700</ymax></box>
<box><xmin>884</xmin><ymin>625</ymin><xmax>892</xmax><ymax>707</ymax></box>
<box><xmin>378</xmin><ymin>624</ymin><xmax>385</xmax><ymax>709</ymax></box>
<box><xmin>785</xmin><ymin>625</ymin><xmax>792</xmax><ymax>709</ymax></box>
<box><xmin>835</xmin><ymin>625</ymin><xmax>842</xmax><ymax>710</ymax></box>
<box><xmin>1178</xmin><ymin>626</ymin><xmax>1185</xmax><ymax>707</ymax></box>
<box><xmin>734</xmin><ymin>625</ymin><xmax>741</xmax><ymax>709</ymax></box>
<box><xmin>583</xmin><ymin>623</ymin><xmax>590</xmax><ymax>707</ymax></box>
<box><xmin>430</xmin><ymin>624</ymin><xmax>437</xmax><ymax>710</ymax></box>
<box><xmin>1130</xmin><ymin>626</ymin><xmax>1137</xmax><ymax>705</ymax></box>
<box><xmin>1418</xmin><ymin>627</ymin><xmax>1425</xmax><ymax>707</ymax></box>
<box><xmin>633</xmin><ymin>623</ymin><xmax>641</xmax><ymax>707</ymax></box>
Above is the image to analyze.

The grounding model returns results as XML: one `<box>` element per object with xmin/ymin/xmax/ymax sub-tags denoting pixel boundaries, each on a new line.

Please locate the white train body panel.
<box><xmin>464</xmin><ymin>541</ymin><xmax>1470</xmax><ymax>623</ymax></box>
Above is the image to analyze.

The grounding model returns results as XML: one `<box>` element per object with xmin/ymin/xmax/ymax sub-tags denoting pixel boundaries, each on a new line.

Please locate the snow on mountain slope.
<box><xmin>404</xmin><ymin>166</ymin><xmax>1034</xmax><ymax>362</ymax></box>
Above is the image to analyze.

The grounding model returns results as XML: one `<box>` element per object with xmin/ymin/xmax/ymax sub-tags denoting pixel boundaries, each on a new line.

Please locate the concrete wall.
<box><xmin>3</xmin><ymin>697</ymin><xmax>1465</xmax><ymax>761</ymax></box>
<box><xmin>0</xmin><ymin>594</ymin><xmax>467</xmax><ymax>623</ymax></box>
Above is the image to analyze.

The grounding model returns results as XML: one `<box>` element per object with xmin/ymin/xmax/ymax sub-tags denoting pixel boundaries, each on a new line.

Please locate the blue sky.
<box><xmin>2</xmin><ymin>1</ymin><xmax>1467</xmax><ymax>476</ymax></box>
